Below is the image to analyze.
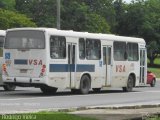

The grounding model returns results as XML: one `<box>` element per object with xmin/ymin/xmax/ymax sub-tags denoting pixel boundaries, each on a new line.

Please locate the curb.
<box><xmin>1</xmin><ymin>104</ymin><xmax>160</xmax><ymax>114</ymax></box>
<box><xmin>58</xmin><ymin>104</ymin><xmax>160</xmax><ymax>112</ymax></box>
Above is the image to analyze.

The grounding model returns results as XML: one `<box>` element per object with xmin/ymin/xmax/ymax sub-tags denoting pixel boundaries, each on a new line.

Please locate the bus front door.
<box><xmin>67</xmin><ymin>43</ymin><xmax>77</xmax><ymax>88</ymax></box>
<box><xmin>139</xmin><ymin>49</ymin><xmax>147</xmax><ymax>85</ymax></box>
<box><xmin>103</xmin><ymin>46</ymin><xmax>112</xmax><ymax>86</ymax></box>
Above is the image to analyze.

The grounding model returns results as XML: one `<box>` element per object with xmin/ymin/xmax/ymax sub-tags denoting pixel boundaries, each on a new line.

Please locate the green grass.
<box><xmin>148</xmin><ymin>57</ymin><xmax>160</xmax><ymax>78</ymax></box>
<box><xmin>148</xmin><ymin>67</ymin><xmax>160</xmax><ymax>78</ymax></box>
<box><xmin>0</xmin><ymin>112</ymin><xmax>97</xmax><ymax>120</ymax></box>
<box><xmin>147</xmin><ymin>116</ymin><xmax>160</xmax><ymax>120</ymax></box>
<box><xmin>154</xmin><ymin>58</ymin><xmax>160</xmax><ymax>65</ymax></box>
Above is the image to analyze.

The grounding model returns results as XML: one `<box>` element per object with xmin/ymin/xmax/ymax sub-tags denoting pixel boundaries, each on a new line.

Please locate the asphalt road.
<box><xmin>0</xmin><ymin>80</ymin><xmax>160</xmax><ymax>114</ymax></box>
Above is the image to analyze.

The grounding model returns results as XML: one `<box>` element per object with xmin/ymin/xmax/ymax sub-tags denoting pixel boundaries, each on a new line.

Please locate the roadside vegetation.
<box><xmin>148</xmin><ymin>57</ymin><xmax>160</xmax><ymax>78</ymax></box>
<box><xmin>147</xmin><ymin>116</ymin><xmax>160</xmax><ymax>120</ymax></box>
<box><xmin>0</xmin><ymin>112</ymin><xmax>96</xmax><ymax>120</ymax></box>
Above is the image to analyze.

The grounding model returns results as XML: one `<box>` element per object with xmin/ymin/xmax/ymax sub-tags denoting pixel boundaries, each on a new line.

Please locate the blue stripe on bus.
<box><xmin>14</xmin><ymin>59</ymin><xmax>28</xmax><ymax>65</ymax></box>
<box><xmin>49</xmin><ymin>64</ymin><xmax>95</xmax><ymax>72</ymax></box>
<box><xmin>76</xmin><ymin>64</ymin><xmax>95</xmax><ymax>72</ymax></box>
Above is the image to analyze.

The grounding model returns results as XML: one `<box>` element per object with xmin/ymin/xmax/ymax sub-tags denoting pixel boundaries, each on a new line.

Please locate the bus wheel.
<box><xmin>40</xmin><ymin>86</ymin><xmax>57</xmax><ymax>94</ymax></box>
<box><xmin>3</xmin><ymin>84</ymin><xmax>16</xmax><ymax>91</ymax></box>
<box><xmin>92</xmin><ymin>88</ymin><xmax>101</xmax><ymax>93</ymax></box>
<box><xmin>80</xmin><ymin>75</ymin><xmax>90</xmax><ymax>94</ymax></box>
<box><xmin>150</xmin><ymin>79</ymin><xmax>156</xmax><ymax>87</ymax></box>
<box><xmin>122</xmin><ymin>75</ymin><xmax>134</xmax><ymax>92</ymax></box>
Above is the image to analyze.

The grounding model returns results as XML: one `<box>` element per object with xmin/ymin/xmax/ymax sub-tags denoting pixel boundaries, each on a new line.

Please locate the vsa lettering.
<box><xmin>116</xmin><ymin>65</ymin><xmax>125</xmax><ymax>72</ymax></box>
<box><xmin>28</xmin><ymin>59</ymin><xmax>42</xmax><ymax>65</ymax></box>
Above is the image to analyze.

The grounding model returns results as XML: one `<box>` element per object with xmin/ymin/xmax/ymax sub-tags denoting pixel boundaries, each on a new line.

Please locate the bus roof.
<box><xmin>0</xmin><ymin>30</ymin><xmax>6</xmax><ymax>36</ymax></box>
<box><xmin>6</xmin><ymin>28</ymin><xmax>145</xmax><ymax>44</ymax></box>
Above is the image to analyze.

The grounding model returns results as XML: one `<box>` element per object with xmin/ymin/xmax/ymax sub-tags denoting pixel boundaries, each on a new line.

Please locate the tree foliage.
<box><xmin>147</xmin><ymin>41</ymin><xmax>159</xmax><ymax>65</ymax></box>
<box><xmin>113</xmin><ymin>0</ymin><xmax>160</xmax><ymax>64</ymax></box>
<box><xmin>0</xmin><ymin>9</ymin><xmax>36</xmax><ymax>29</ymax></box>
<box><xmin>61</xmin><ymin>1</ymin><xmax>110</xmax><ymax>33</ymax></box>
<box><xmin>15</xmin><ymin>0</ymin><xmax>110</xmax><ymax>33</ymax></box>
<box><xmin>0</xmin><ymin>0</ymin><xmax>160</xmax><ymax>64</ymax></box>
<box><xmin>15</xmin><ymin>0</ymin><xmax>56</xmax><ymax>27</ymax></box>
<box><xmin>0</xmin><ymin>0</ymin><xmax>15</xmax><ymax>11</ymax></box>
<box><xmin>76</xmin><ymin>0</ymin><xmax>116</xmax><ymax>31</ymax></box>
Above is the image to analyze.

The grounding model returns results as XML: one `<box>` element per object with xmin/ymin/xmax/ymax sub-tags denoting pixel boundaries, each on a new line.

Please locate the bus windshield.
<box><xmin>5</xmin><ymin>30</ymin><xmax>45</xmax><ymax>49</ymax></box>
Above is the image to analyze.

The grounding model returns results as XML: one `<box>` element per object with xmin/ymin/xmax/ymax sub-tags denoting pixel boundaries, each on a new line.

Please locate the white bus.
<box><xmin>2</xmin><ymin>28</ymin><xmax>147</xmax><ymax>94</ymax></box>
<box><xmin>0</xmin><ymin>30</ymin><xmax>16</xmax><ymax>91</ymax></box>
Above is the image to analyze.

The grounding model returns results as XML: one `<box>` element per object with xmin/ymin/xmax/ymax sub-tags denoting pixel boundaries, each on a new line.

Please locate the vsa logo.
<box><xmin>116</xmin><ymin>65</ymin><xmax>126</xmax><ymax>72</ymax></box>
<box><xmin>28</xmin><ymin>59</ymin><xmax>43</xmax><ymax>65</ymax></box>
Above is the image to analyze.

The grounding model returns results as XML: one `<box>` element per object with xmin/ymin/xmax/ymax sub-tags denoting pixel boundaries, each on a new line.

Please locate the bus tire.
<box><xmin>40</xmin><ymin>86</ymin><xmax>57</xmax><ymax>94</ymax></box>
<box><xmin>80</xmin><ymin>75</ymin><xmax>90</xmax><ymax>94</ymax></box>
<box><xmin>3</xmin><ymin>84</ymin><xmax>16</xmax><ymax>91</ymax></box>
<box><xmin>122</xmin><ymin>75</ymin><xmax>134</xmax><ymax>92</ymax></box>
<box><xmin>92</xmin><ymin>88</ymin><xmax>101</xmax><ymax>93</ymax></box>
<box><xmin>150</xmin><ymin>79</ymin><xmax>156</xmax><ymax>87</ymax></box>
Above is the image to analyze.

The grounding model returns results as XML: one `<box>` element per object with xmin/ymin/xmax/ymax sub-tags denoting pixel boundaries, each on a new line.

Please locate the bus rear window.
<box><xmin>5</xmin><ymin>30</ymin><xmax>45</xmax><ymax>49</ymax></box>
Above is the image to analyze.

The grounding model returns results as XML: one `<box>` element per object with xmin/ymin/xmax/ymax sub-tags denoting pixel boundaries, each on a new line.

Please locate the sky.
<box><xmin>123</xmin><ymin>0</ymin><xmax>132</xmax><ymax>3</ymax></box>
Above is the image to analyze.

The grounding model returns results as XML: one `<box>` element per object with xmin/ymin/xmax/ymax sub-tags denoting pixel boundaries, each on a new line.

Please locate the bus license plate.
<box><xmin>20</xmin><ymin>69</ymin><xmax>27</xmax><ymax>73</ymax></box>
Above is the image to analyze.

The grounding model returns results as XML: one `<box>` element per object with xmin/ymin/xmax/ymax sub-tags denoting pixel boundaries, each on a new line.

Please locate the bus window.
<box><xmin>79</xmin><ymin>38</ymin><xmax>85</xmax><ymax>59</ymax></box>
<box><xmin>86</xmin><ymin>39</ymin><xmax>101</xmax><ymax>60</ymax></box>
<box><xmin>50</xmin><ymin>36</ymin><xmax>66</xmax><ymax>59</ymax></box>
<box><xmin>114</xmin><ymin>41</ymin><xmax>126</xmax><ymax>61</ymax></box>
<box><xmin>103</xmin><ymin>47</ymin><xmax>106</xmax><ymax>65</ymax></box>
<box><xmin>127</xmin><ymin>43</ymin><xmax>139</xmax><ymax>61</ymax></box>
<box><xmin>5</xmin><ymin>30</ymin><xmax>45</xmax><ymax>49</ymax></box>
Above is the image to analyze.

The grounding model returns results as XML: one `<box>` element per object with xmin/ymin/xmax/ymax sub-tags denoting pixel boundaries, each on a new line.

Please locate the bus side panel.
<box><xmin>111</xmin><ymin>61</ymin><xmax>129</xmax><ymax>87</ymax></box>
<box><xmin>47</xmin><ymin>61</ymin><xmax>69</xmax><ymax>89</ymax></box>
<box><xmin>90</xmin><ymin>61</ymin><xmax>104</xmax><ymax>88</ymax></box>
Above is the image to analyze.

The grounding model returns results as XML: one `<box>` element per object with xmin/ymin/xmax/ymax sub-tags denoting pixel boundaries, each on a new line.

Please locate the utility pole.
<box><xmin>57</xmin><ymin>0</ymin><xmax>60</xmax><ymax>29</ymax></box>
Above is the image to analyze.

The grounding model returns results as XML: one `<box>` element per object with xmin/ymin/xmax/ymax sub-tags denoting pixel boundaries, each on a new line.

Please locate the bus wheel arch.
<box><xmin>129</xmin><ymin>73</ymin><xmax>136</xmax><ymax>87</ymax></box>
<box><xmin>3</xmin><ymin>84</ymin><xmax>16</xmax><ymax>91</ymax></box>
<box><xmin>123</xmin><ymin>74</ymin><xmax>135</xmax><ymax>92</ymax></box>
<box><xmin>79</xmin><ymin>73</ymin><xmax>91</xmax><ymax>94</ymax></box>
<box><xmin>40</xmin><ymin>85</ymin><xmax>58</xmax><ymax>94</ymax></box>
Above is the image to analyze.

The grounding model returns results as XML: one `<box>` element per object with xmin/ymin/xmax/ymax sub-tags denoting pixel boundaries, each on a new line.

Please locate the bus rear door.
<box><xmin>102</xmin><ymin>46</ymin><xmax>112</xmax><ymax>86</ymax></box>
<box><xmin>139</xmin><ymin>48</ymin><xmax>147</xmax><ymax>85</ymax></box>
<box><xmin>67</xmin><ymin>43</ymin><xmax>77</xmax><ymax>88</ymax></box>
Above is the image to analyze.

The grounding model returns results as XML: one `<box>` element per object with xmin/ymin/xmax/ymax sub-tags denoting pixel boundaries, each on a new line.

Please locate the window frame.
<box><xmin>50</xmin><ymin>35</ymin><xmax>66</xmax><ymax>59</ymax></box>
<box><xmin>4</xmin><ymin>30</ymin><xmax>45</xmax><ymax>49</ymax></box>
<box><xmin>113</xmin><ymin>41</ymin><xmax>127</xmax><ymax>61</ymax></box>
<box><xmin>86</xmin><ymin>38</ymin><xmax>101</xmax><ymax>60</ymax></box>
<box><xmin>79</xmin><ymin>38</ymin><xmax>86</xmax><ymax>60</ymax></box>
<box><xmin>127</xmin><ymin>42</ymin><xmax>139</xmax><ymax>61</ymax></box>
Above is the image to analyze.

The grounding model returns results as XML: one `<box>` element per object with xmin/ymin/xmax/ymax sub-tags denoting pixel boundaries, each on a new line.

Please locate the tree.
<box><xmin>77</xmin><ymin>0</ymin><xmax>116</xmax><ymax>32</ymax></box>
<box><xmin>15</xmin><ymin>0</ymin><xmax>57</xmax><ymax>27</ymax></box>
<box><xmin>61</xmin><ymin>1</ymin><xmax>110</xmax><ymax>33</ymax></box>
<box><xmin>113</xmin><ymin>0</ymin><xmax>160</xmax><ymax>65</ymax></box>
<box><xmin>0</xmin><ymin>9</ymin><xmax>36</xmax><ymax>29</ymax></box>
<box><xmin>113</xmin><ymin>0</ymin><xmax>127</xmax><ymax>34</ymax></box>
<box><xmin>0</xmin><ymin>0</ymin><xmax>15</xmax><ymax>11</ymax></box>
<box><xmin>15</xmin><ymin>0</ymin><xmax>110</xmax><ymax>33</ymax></box>
<box><xmin>143</xmin><ymin>0</ymin><xmax>160</xmax><ymax>65</ymax></box>
<box><xmin>114</xmin><ymin>0</ymin><xmax>146</xmax><ymax>36</ymax></box>
<box><xmin>140</xmin><ymin>0</ymin><xmax>160</xmax><ymax>42</ymax></box>
<box><xmin>147</xmin><ymin>41</ymin><xmax>159</xmax><ymax>65</ymax></box>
